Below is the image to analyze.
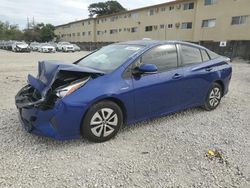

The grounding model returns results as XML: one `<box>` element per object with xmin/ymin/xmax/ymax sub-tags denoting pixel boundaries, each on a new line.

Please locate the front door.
<box><xmin>131</xmin><ymin>44</ymin><xmax>186</xmax><ymax>121</ymax></box>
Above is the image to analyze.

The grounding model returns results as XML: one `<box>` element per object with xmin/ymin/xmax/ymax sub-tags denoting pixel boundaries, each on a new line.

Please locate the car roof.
<box><xmin>117</xmin><ymin>40</ymin><xmax>207</xmax><ymax>49</ymax></box>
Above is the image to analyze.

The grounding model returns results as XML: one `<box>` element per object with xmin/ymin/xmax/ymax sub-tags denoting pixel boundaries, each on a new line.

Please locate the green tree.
<box><xmin>88</xmin><ymin>0</ymin><xmax>126</xmax><ymax>17</ymax></box>
<box><xmin>0</xmin><ymin>21</ymin><xmax>23</xmax><ymax>40</ymax></box>
<box><xmin>40</xmin><ymin>24</ymin><xmax>55</xmax><ymax>42</ymax></box>
<box><xmin>23</xmin><ymin>23</ymin><xmax>55</xmax><ymax>42</ymax></box>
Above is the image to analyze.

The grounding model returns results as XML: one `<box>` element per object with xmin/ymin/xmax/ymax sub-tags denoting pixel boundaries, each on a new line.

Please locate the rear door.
<box><xmin>178</xmin><ymin>44</ymin><xmax>214</xmax><ymax>106</ymax></box>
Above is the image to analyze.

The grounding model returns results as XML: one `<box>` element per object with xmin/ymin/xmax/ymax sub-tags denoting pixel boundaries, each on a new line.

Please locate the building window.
<box><xmin>202</xmin><ymin>19</ymin><xmax>216</xmax><ymax>28</ymax></box>
<box><xmin>161</xmin><ymin>7</ymin><xmax>166</xmax><ymax>12</ymax></box>
<box><xmin>77</xmin><ymin>32</ymin><xmax>80</xmax><ymax>36</ymax></box>
<box><xmin>97</xmin><ymin>31</ymin><xmax>101</xmax><ymax>35</ymax></box>
<box><xmin>82</xmin><ymin>32</ymin><xmax>85</xmax><ymax>36</ymax></box>
<box><xmin>181</xmin><ymin>22</ymin><xmax>192</xmax><ymax>29</ymax></box>
<box><xmin>88</xmin><ymin>31</ymin><xmax>91</xmax><ymax>35</ymax></box>
<box><xmin>148</xmin><ymin>9</ymin><xmax>154</xmax><ymax>16</ymax></box>
<box><xmin>88</xmin><ymin>21</ymin><xmax>91</xmax><ymax>25</ymax></box>
<box><xmin>131</xmin><ymin>12</ymin><xmax>139</xmax><ymax>19</ymax></box>
<box><xmin>82</xmin><ymin>22</ymin><xmax>84</xmax><ymax>26</ymax></box>
<box><xmin>145</xmin><ymin>26</ymin><xmax>153</xmax><ymax>32</ymax></box>
<box><xmin>169</xmin><ymin>6</ymin><xmax>174</xmax><ymax>11</ymax></box>
<box><xmin>168</xmin><ymin>24</ymin><xmax>173</xmax><ymax>28</ymax></box>
<box><xmin>231</xmin><ymin>15</ymin><xmax>249</xmax><ymax>25</ymax></box>
<box><xmin>131</xmin><ymin>27</ymin><xmax>138</xmax><ymax>33</ymax></box>
<box><xmin>72</xmin><ymin>33</ymin><xmax>75</xmax><ymax>36</ymax></box>
<box><xmin>97</xmin><ymin>20</ymin><xmax>99</xmax><ymax>24</ymax></box>
<box><xmin>119</xmin><ymin>28</ymin><xmax>122</xmax><ymax>32</ymax></box>
<box><xmin>160</xmin><ymin>24</ymin><xmax>165</xmax><ymax>29</ymax></box>
<box><xmin>110</xmin><ymin>29</ymin><xmax>118</xmax><ymax>34</ymax></box>
<box><xmin>204</xmin><ymin>0</ymin><xmax>217</xmax><ymax>6</ymax></box>
<box><xmin>183</xmin><ymin>2</ymin><xmax>194</xmax><ymax>10</ymax></box>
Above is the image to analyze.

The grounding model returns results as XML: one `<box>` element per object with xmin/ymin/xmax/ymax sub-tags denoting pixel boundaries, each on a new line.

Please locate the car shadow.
<box><xmin>4</xmin><ymin>106</ymin><xmax>211</xmax><ymax>151</ymax></box>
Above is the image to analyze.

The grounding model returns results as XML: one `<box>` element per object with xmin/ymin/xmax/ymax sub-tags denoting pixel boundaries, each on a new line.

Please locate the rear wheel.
<box><xmin>204</xmin><ymin>82</ymin><xmax>222</xmax><ymax>111</ymax></box>
<box><xmin>81</xmin><ymin>101</ymin><xmax>123</xmax><ymax>142</ymax></box>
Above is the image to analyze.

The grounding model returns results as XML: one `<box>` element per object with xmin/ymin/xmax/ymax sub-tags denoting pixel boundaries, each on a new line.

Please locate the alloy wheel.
<box><xmin>90</xmin><ymin>108</ymin><xmax>118</xmax><ymax>138</ymax></box>
<box><xmin>209</xmin><ymin>87</ymin><xmax>221</xmax><ymax>107</ymax></box>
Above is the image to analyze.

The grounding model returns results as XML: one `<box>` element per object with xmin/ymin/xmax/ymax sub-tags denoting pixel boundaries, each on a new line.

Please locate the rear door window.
<box><xmin>181</xmin><ymin>45</ymin><xmax>202</xmax><ymax>66</ymax></box>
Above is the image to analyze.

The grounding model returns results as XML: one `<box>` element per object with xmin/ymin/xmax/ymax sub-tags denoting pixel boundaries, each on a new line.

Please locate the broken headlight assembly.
<box><xmin>55</xmin><ymin>78</ymin><xmax>90</xmax><ymax>98</ymax></box>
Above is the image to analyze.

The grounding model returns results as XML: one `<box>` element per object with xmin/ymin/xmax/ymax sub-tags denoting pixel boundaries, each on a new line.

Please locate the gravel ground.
<box><xmin>0</xmin><ymin>50</ymin><xmax>250</xmax><ymax>188</ymax></box>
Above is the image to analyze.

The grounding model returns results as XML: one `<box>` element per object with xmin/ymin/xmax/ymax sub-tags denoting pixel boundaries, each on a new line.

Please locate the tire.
<box><xmin>81</xmin><ymin>100</ymin><xmax>123</xmax><ymax>142</ymax></box>
<box><xmin>204</xmin><ymin>82</ymin><xmax>223</xmax><ymax>111</ymax></box>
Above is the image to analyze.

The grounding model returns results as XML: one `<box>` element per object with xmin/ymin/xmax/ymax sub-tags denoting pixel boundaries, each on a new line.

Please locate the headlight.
<box><xmin>55</xmin><ymin>78</ymin><xmax>89</xmax><ymax>98</ymax></box>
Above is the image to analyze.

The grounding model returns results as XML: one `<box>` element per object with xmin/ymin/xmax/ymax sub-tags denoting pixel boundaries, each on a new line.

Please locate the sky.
<box><xmin>0</xmin><ymin>0</ymin><xmax>174</xmax><ymax>29</ymax></box>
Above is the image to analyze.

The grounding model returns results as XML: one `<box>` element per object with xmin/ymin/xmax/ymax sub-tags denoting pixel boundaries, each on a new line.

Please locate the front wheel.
<box><xmin>204</xmin><ymin>83</ymin><xmax>222</xmax><ymax>111</ymax></box>
<box><xmin>81</xmin><ymin>101</ymin><xmax>123</xmax><ymax>142</ymax></box>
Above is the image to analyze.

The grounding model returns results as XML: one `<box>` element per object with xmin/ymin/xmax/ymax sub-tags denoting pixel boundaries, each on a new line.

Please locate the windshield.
<box><xmin>77</xmin><ymin>44</ymin><xmax>143</xmax><ymax>73</ymax></box>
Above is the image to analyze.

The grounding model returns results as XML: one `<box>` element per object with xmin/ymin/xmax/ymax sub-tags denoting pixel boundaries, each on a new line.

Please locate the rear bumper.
<box><xmin>15</xmin><ymin>86</ymin><xmax>87</xmax><ymax>140</ymax></box>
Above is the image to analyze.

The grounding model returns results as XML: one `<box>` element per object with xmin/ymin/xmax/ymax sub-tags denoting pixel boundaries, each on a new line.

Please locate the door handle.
<box><xmin>172</xmin><ymin>73</ymin><xmax>182</xmax><ymax>79</ymax></box>
<box><xmin>205</xmin><ymin>67</ymin><xmax>213</xmax><ymax>72</ymax></box>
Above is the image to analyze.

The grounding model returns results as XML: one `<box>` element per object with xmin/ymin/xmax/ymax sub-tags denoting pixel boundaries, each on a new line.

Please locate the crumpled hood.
<box><xmin>28</xmin><ymin>61</ymin><xmax>104</xmax><ymax>97</ymax></box>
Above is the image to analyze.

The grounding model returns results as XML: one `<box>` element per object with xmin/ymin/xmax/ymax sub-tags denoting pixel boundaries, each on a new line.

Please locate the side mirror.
<box><xmin>135</xmin><ymin>64</ymin><xmax>158</xmax><ymax>75</ymax></box>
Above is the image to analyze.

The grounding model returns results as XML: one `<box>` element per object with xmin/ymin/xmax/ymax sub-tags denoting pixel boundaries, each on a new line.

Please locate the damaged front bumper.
<box><xmin>15</xmin><ymin>85</ymin><xmax>87</xmax><ymax>140</ymax></box>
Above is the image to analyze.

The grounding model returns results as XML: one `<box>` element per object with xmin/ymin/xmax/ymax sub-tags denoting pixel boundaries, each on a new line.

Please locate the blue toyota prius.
<box><xmin>15</xmin><ymin>40</ymin><xmax>232</xmax><ymax>142</ymax></box>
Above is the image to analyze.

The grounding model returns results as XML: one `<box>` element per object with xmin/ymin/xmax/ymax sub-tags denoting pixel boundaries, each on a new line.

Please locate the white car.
<box><xmin>57</xmin><ymin>42</ymin><xmax>74</xmax><ymax>52</ymax></box>
<box><xmin>12</xmin><ymin>42</ymin><xmax>30</xmax><ymax>52</ymax></box>
<box><xmin>38</xmin><ymin>43</ymin><xmax>56</xmax><ymax>53</ymax></box>
<box><xmin>30</xmin><ymin>42</ymin><xmax>40</xmax><ymax>51</ymax></box>
<box><xmin>73</xmin><ymin>44</ymin><xmax>81</xmax><ymax>51</ymax></box>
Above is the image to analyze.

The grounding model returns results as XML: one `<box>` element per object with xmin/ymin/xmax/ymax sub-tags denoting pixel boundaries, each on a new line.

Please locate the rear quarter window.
<box><xmin>201</xmin><ymin>49</ymin><xmax>210</xmax><ymax>62</ymax></box>
<box><xmin>207</xmin><ymin>49</ymin><xmax>220</xmax><ymax>59</ymax></box>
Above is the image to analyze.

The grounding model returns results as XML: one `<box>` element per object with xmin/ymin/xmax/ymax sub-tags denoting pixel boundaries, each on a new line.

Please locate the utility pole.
<box><xmin>27</xmin><ymin>17</ymin><xmax>30</xmax><ymax>29</ymax></box>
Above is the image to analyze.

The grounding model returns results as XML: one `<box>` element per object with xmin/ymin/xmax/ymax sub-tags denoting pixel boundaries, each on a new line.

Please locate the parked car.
<box><xmin>38</xmin><ymin>43</ymin><xmax>56</xmax><ymax>53</ymax></box>
<box><xmin>57</xmin><ymin>42</ymin><xmax>74</xmax><ymax>52</ymax></box>
<box><xmin>15</xmin><ymin>40</ymin><xmax>232</xmax><ymax>142</ymax></box>
<box><xmin>30</xmin><ymin>42</ymin><xmax>40</xmax><ymax>51</ymax></box>
<box><xmin>73</xmin><ymin>44</ymin><xmax>81</xmax><ymax>51</ymax></box>
<box><xmin>12</xmin><ymin>41</ymin><xmax>30</xmax><ymax>52</ymax></box>
<box><xmin>0</xmin><ymin>40</ymin><xmax>4</xmax><ymax>49</ymax></box>
<box><xmin>48</xmin><ymin>42</ymin><xmax>57</xmax><ymax>49</ymax></box>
